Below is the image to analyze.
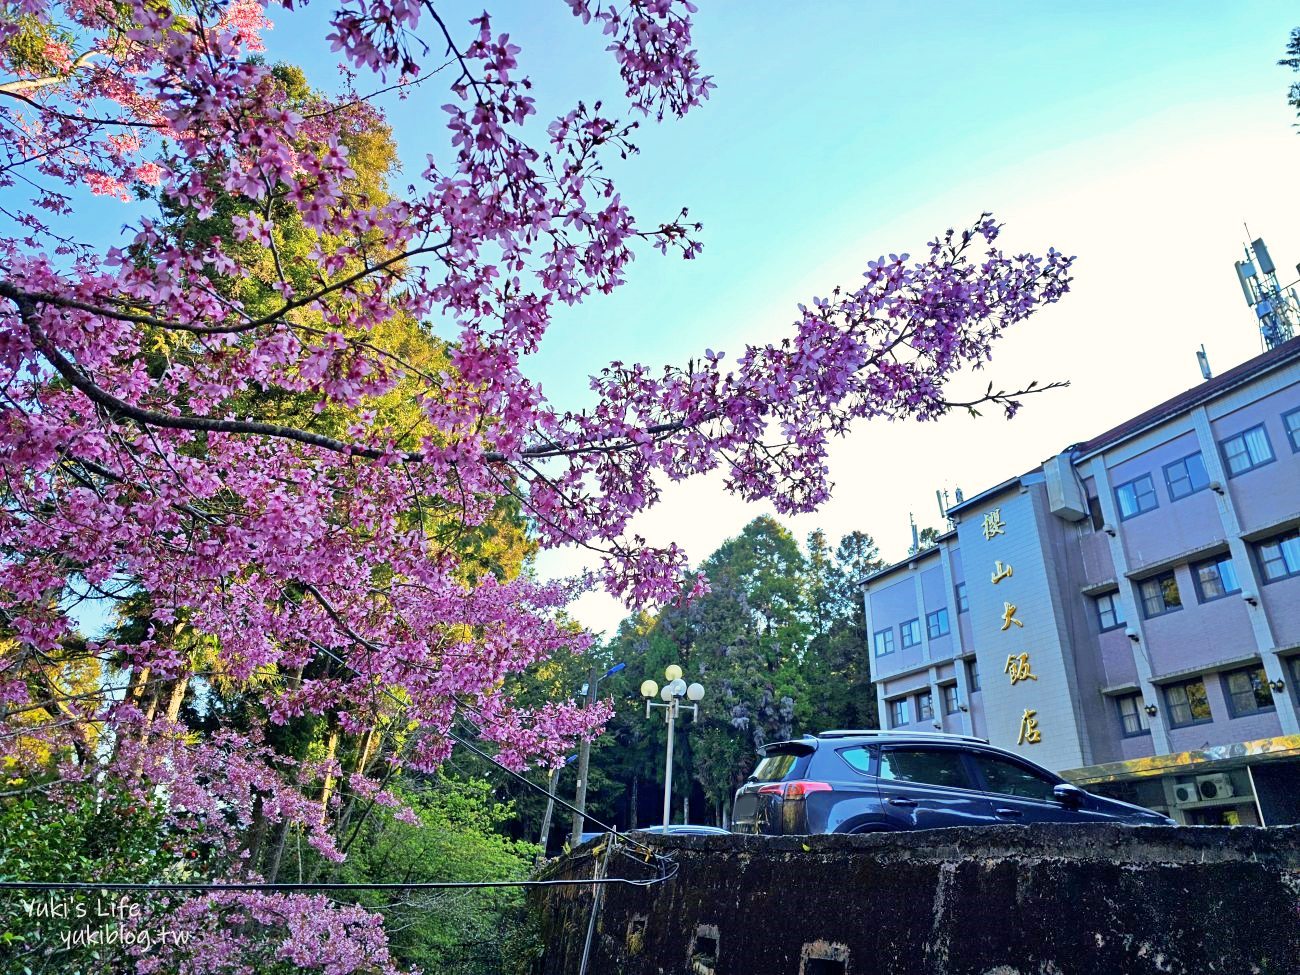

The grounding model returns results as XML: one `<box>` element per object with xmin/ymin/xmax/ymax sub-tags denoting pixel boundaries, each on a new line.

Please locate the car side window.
<box><xmin>838</xmin><ymin>746</ymin><xmax>873</xmax><ymax>774</ymax></box>
<box><xmin>970</xmin><ymin>753</ymin><xmax>1058</xmax><ymax>801</ymax></box>
<box><xmin>877</xmin><ymin>748</ymin><xmax>973</xmax><ymax>789</ymax></box>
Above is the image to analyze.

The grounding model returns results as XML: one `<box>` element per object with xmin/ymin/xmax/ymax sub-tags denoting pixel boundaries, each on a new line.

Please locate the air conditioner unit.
<box><xmin>1196</xmin><ymin>773</ymin><xmax>1234</xmax><ymax>801</ymax></box>
<box><xmin>1172</xmin><ymin>781</ymin><xmax>1199</xmax><ymax>806</ymax></box>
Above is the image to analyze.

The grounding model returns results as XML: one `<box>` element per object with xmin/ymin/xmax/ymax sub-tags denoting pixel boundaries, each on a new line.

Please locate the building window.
<box><xmin>966</xmin><ymin>659</ymin><xmax>981</xmax><ymax>692</ymax></box>
<box><xmin>1164</xmin><ymin>678</ymin><xmax>1213</xmax><ymax>727</ymax></box>
<box><xmin>1094</xmin><ymin>591</ymin><xmax>1125</xmax><ymax>632</ymax></box>
<box><xmin>1285</xmin><ymin>407</ymin><xmax>1300</xmax><ymax>453</ymax></box>
<box><xmin>1256</xmin><ymin>528</ymin><xmax>1300</xmax><ymax>583</ymax></box>
<box><xmin>1114</xmin><ymin>473</ymin><xmax>1159</xmax><ymax>520</ymax></box>
<box><xmin>1139</xmin><ymin>571</ymin><xmax>1182</xmax><ymax>618</ymax></box>
<box><xmin>1116</xmin><ymin>693</ymin><xmax>1149</xmax><ymax>737</ymax></box>
<box><xmin>1163</xmin><ymin>452</ymin><xmax>1209</xmax><ymax>501</ymax></box>
<box><xmin>1219</xmin><ymin>424</ymin><xmax>1274</xmax><ymax>477</ymax></box>
<box><xmin>1192</xmin><ymin>553</ymin><xmax>1240</xmax><ymax>602</ymax></box>
<box><xmin>1290</xmin><ymin>658</ymin><xmax>1300</xmax><ymax>703</ymax></box>
<box><xmin>916</xmin><ymin>690</ymin><xmax>934</xmax><ymax>721</ymax></box>
<box><xmin>1222</xmin><ymin>665</ymin><xmax>1274</xmax><ymax>717</ymax></box>
<box><xmin>926</xmin><ymin>608</ymin><xmax>950</xmax><ymax>639</ymax></box>
<box><xmin>942</xmin><ymin>683</ymin><xmax>960</xmax><ymax>714</ymax></box>
<box><xmin>1086</xmin><ymin>488</ymin><xmax>1104</xmax><ymax>532</ymax></box>
<box><xmin>954</xmin><ymin>582</ymin><xmax>968</xmax><ymax>614</ymax></box>
<box><xmin>888</xmin><ymin>697</ymin><xmax>908</xmax><ymax>728</ymax></box>
<box><xmin>900</xmin><ymin>618</ymin><xmax>921</xmax><ymax>649</ymax></box>
<box><xmin>873</xmin><ymin>628</ymin><xmax>895</xmax><ymax>656</ymax></box>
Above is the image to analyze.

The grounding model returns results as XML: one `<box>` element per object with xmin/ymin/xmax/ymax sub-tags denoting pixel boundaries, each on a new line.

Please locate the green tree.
<box><xmin>805</xmin><ymin>530</ymin><xmax>883</xmax><ymax>734</ymax></box>
<box><xmin>331</xmin><ymin>776</ymin><xmax>540</xmax><ymax>974</ymax></box>
<box><xmin>1282</xmin><ymin>27</ymin><xmax>1300</xmax><ymax>119</ymax></box>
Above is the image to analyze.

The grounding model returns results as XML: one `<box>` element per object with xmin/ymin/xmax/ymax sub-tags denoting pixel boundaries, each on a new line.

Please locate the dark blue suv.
<box><xmin>730</xmin><ymin>730</ymin><xmax>1172</xmax><ymax>834</ymax></box>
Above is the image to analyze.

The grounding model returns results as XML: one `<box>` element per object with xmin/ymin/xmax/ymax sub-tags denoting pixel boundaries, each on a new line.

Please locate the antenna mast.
<box><xmin>1234</xmin><ymin>235</ymin><xmax>1298</xmax><ymax>351</ymax></box>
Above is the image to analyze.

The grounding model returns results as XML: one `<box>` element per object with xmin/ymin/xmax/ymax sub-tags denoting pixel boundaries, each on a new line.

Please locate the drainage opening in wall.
<box><xmin>799</xmin><ymin>940</ymin><xmax>850</xmax><ymax>975</ymax></box>
<box><xmin>625</xmin><ymin>915</ymin><xmax>648</xmax><ymax>955</ymax></box>
<box><xmin>690</xmin><ymin>923</ymin><xmax>720</xmax><ymax>975</ymax></box>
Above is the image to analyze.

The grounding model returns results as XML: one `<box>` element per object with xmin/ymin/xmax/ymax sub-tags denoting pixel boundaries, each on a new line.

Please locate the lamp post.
<box><xmin>568</xmin><ymin>661</ymin><xmax>626</xmax><ymax>848</ymax></box>
<box><xmin>640</xmin><ymin>664</ymin><xmax>705</xmax><ymax>830</ymax></box>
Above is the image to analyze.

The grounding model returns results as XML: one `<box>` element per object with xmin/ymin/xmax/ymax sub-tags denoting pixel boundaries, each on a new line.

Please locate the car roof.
<box><xmin>816</xmin><ymin>729</ymin><xmax>989</xmax><ymax>744</ymax></box>
<box><xmin>760</xmin><ymin>730</ymin><xmax>989</xmax><ymax>755</ymax></box>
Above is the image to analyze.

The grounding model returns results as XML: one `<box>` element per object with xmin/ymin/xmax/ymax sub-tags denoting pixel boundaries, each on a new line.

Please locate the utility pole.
<box><xmin>568</xmin><ymin>663</ymin><xmax>600</xmax><ymax>848</ymax></box>
<box><xmin>537</xmin><ymin>761</ymin><xmax>569</xmax><ymax>862</ymax></box>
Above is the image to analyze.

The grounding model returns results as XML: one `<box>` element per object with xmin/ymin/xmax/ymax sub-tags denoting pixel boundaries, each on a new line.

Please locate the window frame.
<box><xmin>1114</xmin><ymin>473</ymin><xmax>1159</xmax><ymax>521</ymax></box>
<box><xmin>888</xmin><ymin>697</ymin><xmax>908</xmax><ymax>728</ymax></box>
<box><xmin>900</xmin><ymin>618</ymin><xmax>922</xmax><ymax>649</ymax></box>
<box><xmin>966</xmin><ymin>659</ymin><xmax>981</xmax><ymax>693</ymax></box>
<box><xmin>916</xmin><ymin>690</ymin><xmax>934</xmax><ymax>721</ymax></box>
<box><xmin>873</xmin><ymin>627</ymin><xmax>896</xmax><ymax>656</ymax></box>
<box><xmin>1290</xmin><ymin>657</ymin><xmax>1300</xmax><ymax>707</ymax></box>
<box><xmin>926</xmin><ymin>607</ymin><xmax>950</xmax><ymax>639</ymax></box>
<box><xmin>1284</xmin><ymin>407</ymin><xmax>1300</xmax><ymax>454</ymax></box>
<box><xmin>1116</xmin><ymin>693</ymin><xmax>1149</xmax><ymax>738</ymax></box>
<box><xmin>1086</xmin><ymin>492</ymin><xmax>1105</xmax><ymax>532</ymax></box>
<box><xmin>954</xmin><ymin>582</ymin><xmax>969</xmax><ymax>614</ymax></box>
<box><xmin>1139</xmin><ymin>571</ymin><xmax>1183</xmax><ymax>619</ymax></box>
<box><xmin>877</xmin><ymin>746</ymin><xmax>981</xmax><ymax>792</ymax></box>
<box><xmin>1162</xmin><ymin>451</ymin><xmax>1209</xmax><ymax>502</ymax></box>
<box><xmin>1219</xmin><ymin>423</ymin><xmax>1275</xmax><ymax>478</ymax></box>
<box><xmin>1255</xmin><ymin>528</ymin><xmax>1300</xmax><ymax>584</ymax></box>
<box><xmin>1220</xmin><ymin>665</ymin><xmax>1275</xmax><ymax>718</ymax></box>
<box><xmin>967</xmin><ymin>750</ymin><xmax>1063</xmax><ymax>802</ymax></box>
<box><xmin>836</xmin><ymin>746</ymin><xmax>875</xmax><ymax>776</ymax></box>
<box><xmin>942</xmin><ymin>683</ymin><xmax>960</xmax><ymax>715</ymax></box>
<box><xmin>1191</xmin><ymin>553</ymin><xmax>1241</xmax><ymax>603</ymax></box>
<box><xmin>1094</xmin><ymin>590</ymin><xmax>1125</xmax><ymax>632</ymax></box>
<box><xmin>1164</xmin><ymin>677</ymin><xmax>1213</xmax><ymax>728</ymax></box>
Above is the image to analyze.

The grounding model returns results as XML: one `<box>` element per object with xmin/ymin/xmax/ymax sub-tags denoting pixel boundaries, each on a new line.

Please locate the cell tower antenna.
<box><xmin>1234</xmin><ymin>232</ymin><xmax>1298</xmax><ymax>351</ymax></box>
<box><xmin>1197</xmin><ymin>345</ymin><xmax>1212</xmax><ymax>381</ymax></box>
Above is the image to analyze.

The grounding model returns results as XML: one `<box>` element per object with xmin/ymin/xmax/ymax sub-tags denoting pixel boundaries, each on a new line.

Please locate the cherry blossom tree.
<box><xmin>0</xmin><ymin>0</ymin><xmax>1073</xmax><ymax>969</ymax></box>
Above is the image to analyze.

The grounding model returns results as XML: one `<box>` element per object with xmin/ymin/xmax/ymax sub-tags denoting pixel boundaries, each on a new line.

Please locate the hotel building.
<box><xmin>860</xmin><ymin>336</ymin><xmax>1300</xmax><ymax>824</ymax></box>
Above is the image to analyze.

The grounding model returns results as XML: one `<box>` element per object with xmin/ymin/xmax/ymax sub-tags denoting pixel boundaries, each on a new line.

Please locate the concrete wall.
<box><xmin>530</xmin><ymin>826</ymin><xmax>1300</xmax><ymax>975</ymax></box>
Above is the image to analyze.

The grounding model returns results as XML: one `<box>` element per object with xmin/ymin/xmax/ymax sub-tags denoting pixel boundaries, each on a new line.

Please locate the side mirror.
<box><xmin>1053</xmin><ymin>783</ymin><xmax>1085</xmax><ymax>807</ymax></box>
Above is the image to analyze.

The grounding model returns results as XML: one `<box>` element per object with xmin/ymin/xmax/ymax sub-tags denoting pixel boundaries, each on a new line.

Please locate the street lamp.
<box><xmin>568</xmin><ymin>661</ymin><xmax>626</xmax><ymax>848</ymax></box>
<box><xmin>641</xmin><ymin>664</ymin><xmax>705</xmax><ymax>831</ymax></box>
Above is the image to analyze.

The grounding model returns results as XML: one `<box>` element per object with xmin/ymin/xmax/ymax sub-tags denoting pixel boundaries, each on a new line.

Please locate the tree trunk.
<box><xmin>164</xmin><ymin>676</ymin><xmax>188</xmax><ymax>723</ymax></box>
<box><xmin>265</xmin><ymin>822</ymin><xmax>289</xmax><ymax>883</ymax></box>
<box><xmin>318</xmin><ymin>726</ymin><xmax>341</xmax><ymax>823</ymax></box>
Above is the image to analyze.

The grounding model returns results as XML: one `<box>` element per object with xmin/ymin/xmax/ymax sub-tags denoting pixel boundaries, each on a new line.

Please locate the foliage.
<box><xmin>0</xmin><ymin>781</ymin><xmax>185</xmax><ymax>974</ymax></box>
<box><xmin>1282</xmin><ymin>27</ymin><xmax>1300</xmax><ymax>118</ymax></box>
<box><xmin>330</xmin><ymin>777</ymin><xmax>541</xmax><ymax>974</ymax></box>
<box><xmin>591</xmin><ymin>517</ymin><xmax>883</xmax><ymax>827</ymax></box>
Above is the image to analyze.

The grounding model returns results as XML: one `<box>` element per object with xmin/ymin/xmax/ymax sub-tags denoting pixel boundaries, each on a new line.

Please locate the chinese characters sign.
<box><xmin>981</xmin><ymin>508</ymin><xmax>1006</xmax><ymax>540</ymax></box>
<box><xmin>1004</xmin><ymin>653</ymin><xmax>1037</xmax><ymax>684</ymax></box>
<box><xmin>979</xmin><ymin>506</ymin><xmax>1043</xmax><ymax>745</ymax></box>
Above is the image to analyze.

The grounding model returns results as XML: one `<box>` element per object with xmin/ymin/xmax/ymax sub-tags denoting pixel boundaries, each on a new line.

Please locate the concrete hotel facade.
<box><xmin>860</xmin><ymin>336</ymin><xmax>1300</xmax><ymax>824</ymax></box>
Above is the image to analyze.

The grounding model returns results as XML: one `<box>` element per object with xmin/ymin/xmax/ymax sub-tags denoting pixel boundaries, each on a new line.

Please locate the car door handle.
<box><xmin>887</xmin><ymin>797</ymin><xmax>918</xmax><ymax>807</ymax></box>
<box><xmin>995</xmin><ymin>807</ymin><xmax>1023</xmax><ymax>817</ymax></box>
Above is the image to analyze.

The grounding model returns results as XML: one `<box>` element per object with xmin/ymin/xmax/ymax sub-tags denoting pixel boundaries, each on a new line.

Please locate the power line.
<box><xmin>0</xmin><ymin>869</ymin><xmax>674</xmax><ymax>894</ymax></box>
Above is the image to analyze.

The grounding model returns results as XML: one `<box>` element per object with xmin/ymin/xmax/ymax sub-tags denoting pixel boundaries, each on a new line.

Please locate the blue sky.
<box><xmin>56</xmin><ymin>2</ymin><xmax>1300</xmax><ymax>635</ymax></box>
